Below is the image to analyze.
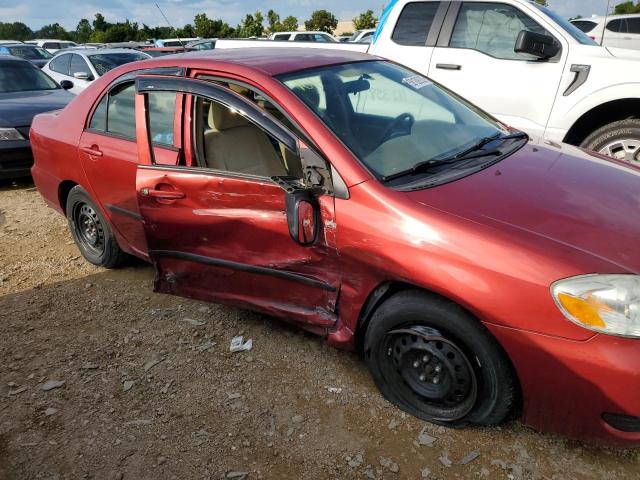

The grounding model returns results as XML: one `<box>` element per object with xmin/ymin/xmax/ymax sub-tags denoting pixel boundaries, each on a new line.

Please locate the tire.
<box><xmin>580</xmin><ymin>119</ymin><xmax>640</xmax><ymax>166</ymax></box>
<box><xmin>65</xmin><ymin>186</ymin><xmax>128</xmax><ymax>268</ymax></box>
<box><xmin>364</xmin><ymin>290</ymin><xmax>517</xmax><ymax>427</ymax></box>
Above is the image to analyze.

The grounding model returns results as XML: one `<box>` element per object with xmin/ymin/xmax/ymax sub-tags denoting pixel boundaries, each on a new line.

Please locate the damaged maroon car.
<box><xmin>30</xmin><ymin>48</ymin><xmax>640</xmax><ymax>446</ymax></box>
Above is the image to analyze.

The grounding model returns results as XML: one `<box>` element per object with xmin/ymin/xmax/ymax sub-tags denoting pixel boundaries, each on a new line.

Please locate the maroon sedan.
<box><xmin>30</xmin><ymin>48</ymin><xmax>640</xmax><ymax>446</ymax></box>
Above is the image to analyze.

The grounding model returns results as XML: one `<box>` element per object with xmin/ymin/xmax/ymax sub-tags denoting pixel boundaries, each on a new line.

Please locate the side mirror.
<box><xmin>59</xmin><ymin>80</ymin><xmax>74</xmax><ymax>90</ymax></box>
<box><xmin>514</xmin><ymin>30</ymin><xmax>560</xmax><ymax>60</ymax></box>
<box><xmin>285</xmin><ymin>189</ymin><xmax>319</xmax><ymax>246</ymax></box>
<box><xmin>73</xmin><ymin>71</ymin><xmax>91</xmax><ymax>80</ymax></box>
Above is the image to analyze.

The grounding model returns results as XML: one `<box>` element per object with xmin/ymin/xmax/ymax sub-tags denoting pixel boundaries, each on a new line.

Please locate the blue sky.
<box><xmin>0</xmin><ymin>0</ymin><xmax>618</xmax><ymax>31</ymax></box>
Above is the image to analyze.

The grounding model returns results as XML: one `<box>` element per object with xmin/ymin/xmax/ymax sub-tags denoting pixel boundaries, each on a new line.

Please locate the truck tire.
<box><xmin>580</xmin><ymin>119</ymin><xmax>640</xmax><ymax>166</ymax></box>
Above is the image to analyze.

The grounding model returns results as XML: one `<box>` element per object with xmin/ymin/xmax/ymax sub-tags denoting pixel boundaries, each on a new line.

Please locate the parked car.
<box><xmin>0</xmin><ymin>40</ymin><xmax>23</xmax><ymax>45</ymax></box>
<box><xmin>155</xmin><ymin>38</ymin><xmax>199</xmax><ymax>47</ymax></box>
<box><xmin>42</xmin><ymin>48</ymin><xmax>151</xmax><ymax>94</ymax></box>
<box><xmin>349</xmin><ymin>29</ymin><xmax>376</xmax><ymax>43</ymax></box>
<box><xmin>0</xmin><ymin>43</ymin><xmax>53</xmax><ymax>68</ymax></box>
<box><xmin>25</xmin><ymin>39</ymin><xmax>78</xmax><ymax>53</ymax></box>
<box><xmin>30</xmin><ymin>48</ymin><xmax>640</xmax><ymax>446</ymax></box>
<box><xmin>0</xmin><ymin>56</ymin><xmax>73</xmax><ymax>179</ymax></box>
<box><xmin>269</xmin><ymin>31</ymin><xmax>337</xmax><ymax>42</ymax></box>
<box><xmin>217</xmin><ymin>0</ymin><xmax>640</xmax><ymax>165</ymax></box>
<box><xmin>186</xmin><ymin>39</ymin><xmax>216</xmax><ymax>50</ymax></box>
<box><xmin>337</xmin><ymin>35</ymin><xmax>352</xmax><ymax>42</ymax></box>
<box><xmin>139</xmin><ymin>47</ymin><xmax>195</xmax><ymax>57</ymax></box>
<box><xmin>571</xmin><ymin>14</ymin><xmax>640</xmax><ymax>50</ymax></box>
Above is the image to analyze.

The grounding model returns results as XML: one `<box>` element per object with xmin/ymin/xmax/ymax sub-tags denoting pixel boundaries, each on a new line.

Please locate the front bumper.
<box><xmin>487</xmin><ymin>323</ymin><xmax>640</xmax><ymax>447</ymax></box>
<box><xmin>0</xmin><ymin>138</ymin><xmax>33</xmax><ymax>180</ymax></box>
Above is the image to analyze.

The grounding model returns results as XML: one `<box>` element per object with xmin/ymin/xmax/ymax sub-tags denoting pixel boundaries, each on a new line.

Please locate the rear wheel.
<box><xmin>65</xmin><ymin>186</ymin><xmax>128</xmax><ymax>268</ymax></box>
<box><xmin>364</xmin><ymin>290</ymin><xmax>517</xmax><ymax>427</ymax></box>
<box><xmin>580</xmin><ymin>119</ymin><xmax>640</xmax><ymax>166</ymax></box>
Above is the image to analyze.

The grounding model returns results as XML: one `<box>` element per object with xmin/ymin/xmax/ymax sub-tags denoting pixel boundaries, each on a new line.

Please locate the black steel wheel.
<box><xmin>65</xmin><ymin>186</ymin><xmax>128</xmax><ymax>268</ymax></box>
<box><xmin>364</xmin><ymin>290</ymin><xmax>517</xmax><ymax>427</ymax></box>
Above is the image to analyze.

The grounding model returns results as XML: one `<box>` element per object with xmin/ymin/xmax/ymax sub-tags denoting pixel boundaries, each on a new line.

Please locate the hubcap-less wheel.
<box><xmin>381</xmin><ymin>325</ymin><xmax>477</xmax><ymax>422</ymax></box>
<box><xmin>598</xmin><ymin>138</ymin><xmax>640</xmax><ymax>165</ymax></box>
<box><xmin>74</xmin><ymin>203</ymin><xmax>105</xmax><ymax>256</ymax></box>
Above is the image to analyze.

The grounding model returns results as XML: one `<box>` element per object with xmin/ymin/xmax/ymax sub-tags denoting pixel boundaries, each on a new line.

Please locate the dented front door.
<box><xmin>134</xmin><ymin>76</ymin><xmax>341</xmax><ymax>332</ymax></box>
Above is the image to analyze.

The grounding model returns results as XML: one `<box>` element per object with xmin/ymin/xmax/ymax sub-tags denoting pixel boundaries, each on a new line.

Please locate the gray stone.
<box><xmin>40</xmin><ymin>380</ymin><xmax>65</xmax><ymax>391</ymax></box>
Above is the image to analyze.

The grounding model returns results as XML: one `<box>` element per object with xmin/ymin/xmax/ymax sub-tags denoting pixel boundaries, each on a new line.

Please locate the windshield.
<box><xmin>8</xmin><ymin>46</ymin><xmax>53</xmax><ymax>60</ymax></box>
<box><xmin>533</xmin><ymin>4</ymin><xmax>598</xmax><ymax>45</ymax></box>
<box><xmin>280</xmin><ymin>61</ymin><xmax>507</xmax><ymax>182</ymax></box>
<box><xmin>88</xmin><ymin>52</ymin><xmax>149</xmax><ymax>76</ymax></box>
<box><xmin>0</xmin><ymin>61</ymin><xmax>59</xmax><ymax>92</ymax></box>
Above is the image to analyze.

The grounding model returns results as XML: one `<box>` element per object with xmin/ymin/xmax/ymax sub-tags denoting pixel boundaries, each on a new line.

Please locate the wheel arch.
<box><xmin>563</xmin><ymin>98</ymin><xmax>640</xmax><ymax>146</ymax></box>
<box><xmin>58</xmin><ymin>180</ymin><xmax>79</xmax><ymax>212</ymax></box>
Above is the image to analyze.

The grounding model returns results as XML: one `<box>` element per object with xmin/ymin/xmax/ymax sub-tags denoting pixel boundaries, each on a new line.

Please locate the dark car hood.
<box><xmin>405</xmin><ymin>141</ymin><xmax>640</xmax><ymax>272</ymax></box>
<box><xmin>0</xmin><ymin>89</ymin><xmax>73</xmax><ymax>127</ymax></box>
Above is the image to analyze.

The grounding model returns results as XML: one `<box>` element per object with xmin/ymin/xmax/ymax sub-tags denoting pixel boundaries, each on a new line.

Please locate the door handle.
<box><xmin>140</xmin><ymin>188</ymin><xmax>186</xmax><ymax>200</ymax></box>
<box><xmin>436</xmin><ymin>63</ymin><xmax>462</xmax><ymax>71</ymax></box>
<box><xmin>80</xmin><ymin>145</ymin><xmax>103</xmax><ymax>157</ymax></box>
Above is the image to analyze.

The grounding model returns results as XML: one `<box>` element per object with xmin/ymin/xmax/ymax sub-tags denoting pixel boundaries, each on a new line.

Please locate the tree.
<box><xmin>613</xmin><ymin>1</ymin><xmax>640</xmax><ymax>14</ymax></box>
<box><xmin>35</xmin><ymin>23</ymin><xmax>70</xmax><ymax>40</ymax></box>
<box><xmin>75</xmin><ymin>19</ymin><xmax>93</xmax><ymax>44</ymax></box>
<box><xmin>305</xmin><ymin>10</ymin><xmax>338</xmax><ymax>33</ymax></box>
<box><xmin>238</xmin><ymin>11</ymin><xmax>264</xmax><ymax>38</ymax></box>
<box><xmin>176</xmin><ymin>24</ymin><xmax>196</xmax><ymax>38</ymax></box>
<box><xmin>92</xmin><ymin>13</ymin><xmax>109</xmax><ymax>32</ymax></box>
<box><xmin>194</xmin><ymin>13</ymin><xmax>234</xmax><ymax>38</ymax></box>
<box><xmin>281</xmin><ymin>16</ymin><xmax>299</xmax><ymax>31</ymax></box>
<box><xmin>267</xmin><ymin>9</ymin><xmax>282</xmax><ymax>32</ymax></box>
<box><xmin>0</xmin><ymin>22</ymin><xmax>33</xmax><ymax>41</ymax></box>
<box><xmin>353</xmin><ymin>10</ymin><xmax>378</xmax><ymax>30</ymax></box>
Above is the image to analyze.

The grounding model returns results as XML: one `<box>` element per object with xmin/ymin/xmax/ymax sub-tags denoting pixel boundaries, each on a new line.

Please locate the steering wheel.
<box><xmin>380</xmin><ymin>113</ymin><xmax>415</xmax><ymax>145</ymax></box>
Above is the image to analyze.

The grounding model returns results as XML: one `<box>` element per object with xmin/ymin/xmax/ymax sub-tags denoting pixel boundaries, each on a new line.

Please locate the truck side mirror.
<box><xmin>514</xmin><ymin>30</ymin><xmax>560</xmax><ymax>60</ymax></box>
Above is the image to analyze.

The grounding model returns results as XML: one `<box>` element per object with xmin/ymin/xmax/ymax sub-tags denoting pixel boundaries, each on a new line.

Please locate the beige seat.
<box><xmin>203</xmin><ymin>102</ymin><xmax>287</xmax><ymax>177</ymax></box>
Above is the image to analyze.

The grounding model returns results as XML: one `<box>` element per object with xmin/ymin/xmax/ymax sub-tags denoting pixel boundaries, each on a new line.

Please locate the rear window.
<box><xmin>391</xmin><ymin>2</ymin><xmax>441</xmax><ymax>46</ymax></box>
<box><xmin>88</xmin><ymin>52</ymin><xmax>149</xmax><ymax>76</ymax></box>
<box><xmin>571</xmin><ymin>20</ymin><xmax>598</xmax><ymax>33</ymax></box>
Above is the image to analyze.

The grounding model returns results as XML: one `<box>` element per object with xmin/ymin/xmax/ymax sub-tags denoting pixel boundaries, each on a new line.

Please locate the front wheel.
<box><xmin>66</xmin><ymin>186</ymin><xmax>128</xmax><ymax>268</ymax></box>
<box><xmin>580</xmin><ymin>119</ymin><xmax>640</xmax><ymax>166</ymax></box>
<box><xmin>364</xmin><ymin>290</ymin><xmax>517</xmax><ymax>427</ymax></box>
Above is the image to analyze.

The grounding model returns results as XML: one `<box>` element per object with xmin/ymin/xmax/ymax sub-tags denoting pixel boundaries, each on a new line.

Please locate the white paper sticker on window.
<box><xmin>402</xmin><ymin>75</ymin><xmax>432</xmax><ymax>90</ymax></box>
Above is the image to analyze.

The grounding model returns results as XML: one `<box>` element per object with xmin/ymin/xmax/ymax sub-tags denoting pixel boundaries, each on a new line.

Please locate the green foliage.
<box><xmin>75</xmin><ymin>19</ymin><xmax>92</xmax><ymax>44</ymax></box>
<box><xmin>282</xmin><ymin>16</ymin><xmax>299</xmax><ymax>31</ymax></box>
<box><xmin>0</xmin><ymin>22</ymin><xmax>33</xmax><ymax>41</ymax></box>
<box><xmin>237</xmin><ymin>11</ymin><xmax>264</xmax><ymax>38</ymax></box>
<box><xmin>613</xmin><ymin>1</ymin><xmax>640</xmax><ymax>14</ymax></box>
<box><xmin>533</xmin><ymin>0</ymin><xmax>549</xmax><ymax>5</ymax></box>
<box><xmin>194</xmin><ymin>13</ymin><xmax>234</xmax><ymax>38</ymax></box>
<box><xmin>304</xmin><ymin>9</ymin><xmax>338</xmax><ymax>33</ymax></box>
<box><xmin>35</xmin><ymin>23</ymin><xmax>71</xmax><ymax>40</ymax></box>
<box><xmin>353</xmin><ymin>10</ymin><xmax>378</xmax><ymax>30</ymax></box>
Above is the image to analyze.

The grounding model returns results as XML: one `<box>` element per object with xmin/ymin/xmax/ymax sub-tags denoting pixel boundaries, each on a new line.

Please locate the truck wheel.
<box><xmin>581</xmin><ymin>119</ymin><xmax>640</xmax><ymax>165</ymax></box>
<box><xmin>364</xmin><ymin>290</ymin><xmax>517</xmax><ymax>427</ymax></box>
<box><xmin>65</xmin><ymin>186</ymin><xmax>128</xmax><ymax>268</ymax></box>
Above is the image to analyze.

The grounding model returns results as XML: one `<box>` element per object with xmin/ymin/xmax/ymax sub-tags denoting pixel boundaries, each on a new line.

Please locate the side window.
<box><xmin>43</xmin><ymin>42</ymin><xmax>59</xmax><ymax>50</ymax></box>
<box><xmin>191</xmin><ymin>96</ymin><xmax>303</xmax><ymax>178</ymax></box>
<box><xmin>295</xmin><ymin>34</ymin><xmax>313</xmax><ymax>41</ymax></box>
<box><xmin>106</xmin><ymin>83</ymin><xmax>136</xmax><ymax>138</ymax></box>
<box><xmin>273</xmin><ymin>34</ymin><xmax>291</xmax><ymax>41</ymax></box>
<box><xmin>450</xmin><ymin>2</ymin><xmax>551</xmax><ymax>60</ymax></box>
<box><xmin>147</xmin><ymin>91</ymin><xmax>177</xmax><ymax>146</ymax></box>
<box><xmin>606</xmin><ymin>19</ymin><xmax>626</xmax><ymax>33</ymax></box>
<box><xmin>314</xmin><ymin>34</ymin><xmax>331</xmax><ymax>42</ymax></box>
<box><xmin>392</xmin><ymin>2</ymin><xmax>441</xmax><ymax>46</ymax></box>
<box><xmin>572</xmin><ymin>20</ymin><xmax>597</xmax><ymax>33</ymax></box>
<box><xmin>70</xmin><ymin>54</ymin><xmax>91</xmax><ymax>78</ymax></box>
<box><xmin>50</xmin><ymin>54</ymin><xmax>70</xmax><ymax>75</ymax></box>
<box><xmin>628</xmin><ymin>18</ymin><xmax>640</xmax><ymax>34</ymax></box>
<box><xmin>89</xmin><ymin>95</ymin><xmax>107</xmax><ymax>130</ymax></box>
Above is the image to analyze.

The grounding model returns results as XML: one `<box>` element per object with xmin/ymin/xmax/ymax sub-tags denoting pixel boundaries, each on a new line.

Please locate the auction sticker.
<box><xmin>402</xmin><ymin>75</ymin><xmax>432</xmax><ymax>89</ymax></box>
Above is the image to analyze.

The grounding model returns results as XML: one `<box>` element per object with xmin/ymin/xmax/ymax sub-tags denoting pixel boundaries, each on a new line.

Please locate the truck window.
<box><xmin>391</xmin><ymin>2</ymin><xmax>441</xmax><ymax>46</ymax></box>
<box><xmin>606</xmin><ymin>19</ymin><xmax>627</xmax><ymax>33</ymax></box>
<box><xmin>571</xmin><ymin>20</ymin><xmax>598</xmax><ymax>33</ymax></box>
<box><xmin>450</xmin><ymin>3</ymin><xmax>550</xmax><ymax>60</ymax></box>
<box><xmin>628</xmin><ymin>18</ymin><xmax>640</xmax><ymax>34</ymax></box>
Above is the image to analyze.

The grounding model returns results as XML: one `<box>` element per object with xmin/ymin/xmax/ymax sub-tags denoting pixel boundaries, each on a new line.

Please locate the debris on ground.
<box><xmin>459</xmin><ymin>450</ymin><xmax>480</xmax><ymax>465</ymax></box>
<box><xmin>230</xmin><ymin>335</ymin><xmax>252</xmax><ymax>352</ymax></box>
<box><xmin>417</xmin><ymin>426</ymin><xmax>437</xmax><ymax>447</ymax></box>
<box><xmin>143</xmin><ymin>355</ymin><xmax>165</xmax><ymax>372</ymax></box>
<box><xmin>225</xmin><ymin>471</ymin><xmax>249</xmax><ymax>479</ymax></box>
<box><xmin>346</xmin><ymin>452</ymin><xmax>364</xmax><ymax>468</ymax></box>
<box><xmin>44</xmin><ymin>408</ymin><xmax>58</xmax><ymax>416</ymax></box>
<box><xmin>439</xmin><ymin>454</ymin><xmax>453</xmax><ymax>467</ymax></box>
<box><xmin>325</xmin><ymin>386</ymin><xmax>342</xmax><ymax>394</ymax></box>
<box><xmin>8</xmin><ymin>386</ymin><xmax>28</xmax><ymax>396</ymax></box>
<box><xmin>123</xmin><ymin>380</ymin><xmax>135</xmax><ymax>392</ymax></box>
<box><xmin>380</xmin><ymin>457</ymin><xmax>400</xmax><ymax>473</ymax></box>
<box><xmin>180</xmin><ymin>318</ymin><xmax>206</xmax><ymax>327</ymax></box>
<box><xmin>40</xmin><ymin>380</ymin><xmax>65</xmax><ymax>391</ymax></box>
<box><xmin>421</xmin><ymin>466</ymin><xmax>431</xmax><ymax>478</ymax></box>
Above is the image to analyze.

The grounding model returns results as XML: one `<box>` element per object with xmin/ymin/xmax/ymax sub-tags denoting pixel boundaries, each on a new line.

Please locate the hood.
<box><xmin>0</xmin><ymin>89</ymin><xmax>73</xmax><ymax>128</ymax></box>
<box><xmin>405</xmin><ymin>141</ymin><xmax>640</xmax><ymax>272</ymax></box>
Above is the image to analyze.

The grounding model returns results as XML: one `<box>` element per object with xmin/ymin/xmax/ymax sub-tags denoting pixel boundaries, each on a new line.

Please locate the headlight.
<box><xmin>551</xmin><ymin>274</ymin><xmax>640</xmax><ymax>338</ymax></box>
<box><xmin>0</xmin><ymin>128</ymin><xmax>25</xmax><ymax>141</ymax></box>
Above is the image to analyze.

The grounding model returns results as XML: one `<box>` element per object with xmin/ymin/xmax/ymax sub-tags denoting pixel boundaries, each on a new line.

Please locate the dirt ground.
<box><xmin>1</xmin><ymin>179</ymin><xmax>639</xmax><ymax>480</ymax></box>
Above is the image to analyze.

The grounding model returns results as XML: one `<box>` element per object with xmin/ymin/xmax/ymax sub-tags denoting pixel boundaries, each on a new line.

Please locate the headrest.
<box><xmin>208</xmin><ymin>102</ymin><xmax>249</xmax><ymax>131</ymax></box>
<box><xmin>292</xmin><ymin>84</ymin><xmax>320</xmax><ymax>110</ymax></box>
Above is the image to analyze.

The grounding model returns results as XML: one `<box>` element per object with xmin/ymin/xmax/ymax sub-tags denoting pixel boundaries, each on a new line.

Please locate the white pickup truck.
<box><xmin>217</xmin><ymin>0</ymin><xmax>640</xmax><ymax>164</ymax></box>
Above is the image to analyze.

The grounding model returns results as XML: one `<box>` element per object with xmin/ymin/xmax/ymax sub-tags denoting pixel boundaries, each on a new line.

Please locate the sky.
<box><xmin>0</xmin><ymin>0</ymin><xmax>619</xmax><ymax>31</ymax></box>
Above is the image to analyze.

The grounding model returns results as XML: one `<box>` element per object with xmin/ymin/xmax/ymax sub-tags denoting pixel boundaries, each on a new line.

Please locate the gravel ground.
<box><xmin>1</xmin><ymin>179</ymin><xmax>639</xmax><ymax>480</ymax></box>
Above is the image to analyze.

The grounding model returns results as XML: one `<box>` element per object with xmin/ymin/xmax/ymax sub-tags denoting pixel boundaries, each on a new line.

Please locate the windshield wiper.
<box><xmin>381</xmin><ymin>131</ymin><xmax>528</xmax><ymax>182</ymax></box>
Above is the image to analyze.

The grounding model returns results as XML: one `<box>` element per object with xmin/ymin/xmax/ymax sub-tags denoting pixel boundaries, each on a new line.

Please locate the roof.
<box><xmin>177</xmin><ymin>47</ymin><xmax>374</xmax><ymax>76</ymax></box>
<box><xmin>59</xmin><ymin>48</ymin><xmax>149</xmax><ymax>56</ymax></box>
<box><xmin>0</xmin><ymin>55</ymin><xmax>30</xmax><ymax>63</ymax></box>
